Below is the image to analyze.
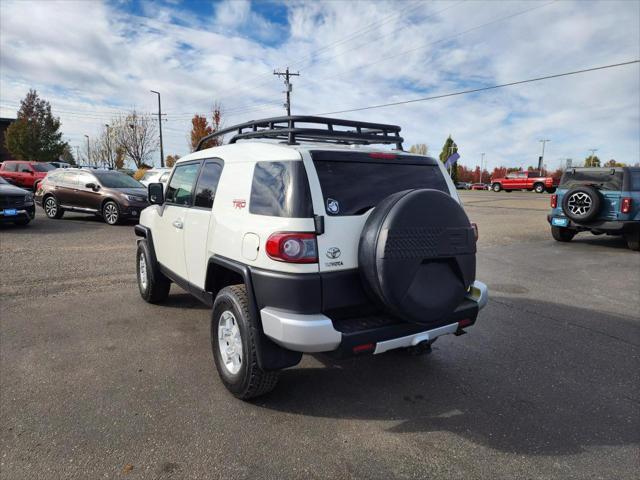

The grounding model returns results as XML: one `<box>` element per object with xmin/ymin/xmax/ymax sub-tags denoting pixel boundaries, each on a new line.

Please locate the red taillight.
<box><xmin>266</xmin><ymin>232</ymin><xmax>318</xmax><ymax>263</ymax></box>
<box><xmin>621</xmin><ymin>197</ymin><xmax>632</xmax><ymax>214</ymax></box>
<box><xmin>471</xmin><ymin>222</ymin><xmax>479</xmax><ymax>241</ymax></box>
<box><xmin>551</xmin><ymin>194</ymin><xmax>558</xmax><ymax>209</ymax></box>
<box><xmin>369</xmin><ymin>152</ymin><xmax>397</xmax><ymax>159</ymax></box>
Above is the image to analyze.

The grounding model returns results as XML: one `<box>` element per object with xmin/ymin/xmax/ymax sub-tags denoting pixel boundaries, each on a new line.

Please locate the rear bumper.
<box><xmin>547</xmin><ymin>215</ymin><xmax>638</xmax><ymax>233</ymax></box>
<box><xmin>260</xmin><ymin>280</ymin><xmax>488</xmax><ymax>354</ymax></box>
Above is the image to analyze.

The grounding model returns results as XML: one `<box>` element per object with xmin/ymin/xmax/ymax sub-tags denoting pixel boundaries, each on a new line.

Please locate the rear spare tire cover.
<box><xmin>359</xmin><ymin>189</ymin><xmax>476</xmax><ymax>325</ymax></box>
<box><xmin>561</xmin><ymin>185</ymin><xmax>602</xmax><ymax>223</ymax></box>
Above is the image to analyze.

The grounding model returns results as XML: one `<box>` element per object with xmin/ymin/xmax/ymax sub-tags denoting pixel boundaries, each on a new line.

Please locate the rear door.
<box><xmin>184</xmin><ymin>160</ymin><xmax>223</xmax><ymax>289</ymax></box>
<box><xmin>304</xmin><ymin>151</ymin><xmax>450</xmax><ymax>273</ymax></box>
<box><xmin>153</xmin><ymin>161</ymin><xmax>201</xmax><ymax>280</ymax></box>
<box><xmin>73</xmin><ymin>171</ymin><xmax>102</xmax><ymax>211</ymax></box>
<box><xmin>55</xmin><ymin>171</ymin><xmax>79</xmax><ymax>205</ymax></box>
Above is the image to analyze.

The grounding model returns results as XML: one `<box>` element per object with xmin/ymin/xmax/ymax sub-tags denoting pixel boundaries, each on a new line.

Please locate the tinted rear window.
<box><xmin>629</xmin><ymin>170</ymin><xmax>640</xmax><ymax>191</ymax></box>
<box><xmin>560</xmin><ymin>170</ymin><xmax>623</xmax><ymax>191</ymax></box>
<box><xmin>313</xmin><ymin>157</ymin><xmax>448</xmax><ymax>216</ymax></box>
<box><xmin>250</xmin><ymin>161</ymin><xmax>313</xmax><ymax>217</ymax></box>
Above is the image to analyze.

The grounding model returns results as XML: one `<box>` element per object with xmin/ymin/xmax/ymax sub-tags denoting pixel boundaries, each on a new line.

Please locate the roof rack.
<box><xmin>195</xmin><ymin>115</ymin><xmax>404</xmax><ymax>151</ymax></box>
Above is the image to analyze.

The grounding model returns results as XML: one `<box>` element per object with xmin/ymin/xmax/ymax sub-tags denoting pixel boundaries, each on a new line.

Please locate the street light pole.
<box><xmin>84</xmin><ymin>134</ymin><xmax>90</xmax><ymax>166</ymax></box>
<box><xmin>104</xmin><ymin>124</ymin><xmax>111</xmax><ymax>169</ymax></box>
<box><xmin>538</xmin><ymin>139</ymin><xmax>550</xmax><ymax>171</ymax></box>
<box><xmin>479</xmin><ymin>152</ymin><xmax>485</xmax><ymax>184</ymax></box>
<box><xmin>150</xmin><ymin>90</ymin><xmax>164</xmax><ymax>167</ymax></box>
<box><xmin>74</xmin><ymin>146</ymin><xmax>80</xmax><ymax>164</ymax></box>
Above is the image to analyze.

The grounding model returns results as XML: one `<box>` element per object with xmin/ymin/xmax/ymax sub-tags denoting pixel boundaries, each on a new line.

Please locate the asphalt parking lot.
<box><xmin>1</xmin><ymin>191</ymin><xmax>638</xmax><ymax>479</ymax></box>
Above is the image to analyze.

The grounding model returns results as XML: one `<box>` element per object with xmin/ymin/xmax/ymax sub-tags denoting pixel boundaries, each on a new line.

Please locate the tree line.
<box><xmin>3</xmin><ymin>90</ymin><xmax>225</xmax><ymax>170</ymax></box>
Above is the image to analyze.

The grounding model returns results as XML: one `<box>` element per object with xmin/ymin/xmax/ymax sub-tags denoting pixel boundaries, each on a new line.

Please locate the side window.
<box><xmin>518</xmin><ymin>172</ymin><xmax>527</xmax><ymax>178</ymax></box>
<box><xmin>76</xmin><ymin>172</ymin><xmax>96</xmax><ymax>187</ymax></box>
<box><xmin>18</xmin><ymin>163</ymin><xmax>32</xmax><ymax>173</ymax></box>
<box><xmin>193</xmin><ymin>161</ymin><xmax>223</xmax><ymax>209</ymax></box>
<box><xmin>166</xmin><ymin>163</ymin><xmax>201</xmax><ymax>206</ymax></box>
<box><xmin>249</xmin><ymin>161</ymin><xmax>313</xmax><ymax>218</ymax></box>
<box><xmin>61</xmin><ymin>172</ymin><xmax>78</xmax><ymax>186</ymax></box>
<box><xmin>4</xmin><ymin>163</ymin><xmax>17</xmax><ymax>172</ymax></box>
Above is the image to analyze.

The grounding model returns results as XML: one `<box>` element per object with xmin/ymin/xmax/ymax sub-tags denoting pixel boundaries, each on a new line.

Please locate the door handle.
<box><xmin>172</xmin><ymin>219</ymin><xmax>183</xmax><ymax>229</ymax></box>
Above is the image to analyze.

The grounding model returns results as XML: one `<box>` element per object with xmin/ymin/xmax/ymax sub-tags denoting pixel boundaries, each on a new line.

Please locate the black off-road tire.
<box><xmin>492</xmin><ymin>183</ymin><xmax>502</xmax><ymax>192</ymax></box>
<box><xmin>551</xmin><ymin>226</ymin><xmax>576</xmax><ymax>242</ymax></box>
<box><xmin>624</xmin><ymin>230</ymin><xmax>640</xmax><ymax>251</ymax></box>
<box><xmin>136</xmin><ymin>240</ymin><xmax>170</xmax><ymax>303</ymax></box>
<box><xmin>534</xmin><ymin>183</ymin><xmax>545</xmax><ymax>194</ymax></box>
<box><xmin>211</xmin><ymin>285</ymin><xmax>279</xmax><ymax>400</ymax></box>
<box><xmin>43</xmin><ymin>195</ymin><xmax>64</xmax><ymax>219</ymax></box>
<box><xmin>562</xmin><ymin>185</ymin><xmax>602</xmax><ymax>223</ymax></box>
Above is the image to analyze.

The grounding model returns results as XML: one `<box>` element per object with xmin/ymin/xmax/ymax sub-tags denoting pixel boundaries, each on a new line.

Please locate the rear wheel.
<box><xmin>624</xmin><ymin>230</ymin><xmax>640</xmax><ymax>251</ymax></box>
<box><xmin>534</xmin><ymin>183</ymin><xmax>545</xmax><ymax>193</ymax></box>
<box><xmin>551</xmin><ymin>226</ymin><xmax>576</xmax><ymax>242</ymax></box>
<box><xmin>211</xmin><ymin>285</ymin><xmax>279</xmax><ymax>400</ymax></box>
<box><xmin>492</xmin><ymin>183</ymin><xmax>502</xmax><ymax>192</ymax></box>
<box><xmin>43</xmin><ymin>195</ymin><xmax>64</xmax><ymax>219</ymax></box>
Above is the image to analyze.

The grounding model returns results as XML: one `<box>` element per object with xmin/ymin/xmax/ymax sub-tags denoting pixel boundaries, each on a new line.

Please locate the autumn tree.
<box><xmin>114</xmin><ymin>146</ymin><xmax>126</xmax><ymax>169</ymax></box>
<box><xmin>5</xmin><ymin>89</ymin><xmax>67</xmax><ymax>162</ymax></box>
<box><xmin>114</xmin><ymin>110</ymin><xmax>158</xmax><ymax>168</ymax></box>
<box><xmin>165</xmin><ymin>154</ymin><xmax>180</xmax><ymax>168</ymax></box>
<box><xmin>438</xmin><ymin>136</ymin><xmax>458</xmax><ymax>182</ymax></box>
<box><xmin>189</xmin><ymin>104</ymin><xmax>223</xmax><ymax>152</ymax></box>
<box><xmin>94</xmin><ymin>124</ymin><xmax>118</xmax><ymax>168</ymax></box>
<box><xmin>584</xmin><ymin>155</ymin><xmax>601</xmax><ymax>167</ymax></box>
<box><xmin>409</xmin><ymin>144</ymin><xmax>428</xmax><ymax>155</ymax></box>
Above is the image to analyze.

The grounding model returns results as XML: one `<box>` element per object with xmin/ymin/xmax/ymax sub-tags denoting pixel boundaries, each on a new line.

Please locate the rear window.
<box><xmin>250</xmin><ymin>161</ymin><xmax>313</xmax><ymax>217</ymax></box>
<box><xmin>560</xmin><ymin>170</ymin><xmax>623</xmax><ymax>191</ymax></box>
<box><xmin>312</xmin><ymin>155</ymin><xmax>448</xmax><ymax>216</ymax></box>
<box><xmin>629</xmin><ymin>170</ymin><xmax>640</xmax><ymax>191</ymax></box>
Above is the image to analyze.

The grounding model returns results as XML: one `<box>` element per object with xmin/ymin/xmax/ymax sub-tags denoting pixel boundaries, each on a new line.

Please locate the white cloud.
<box><xmin>0</xmin><ymin>0</ymin><xmax>638</xmax><ymax>170</ymax></box>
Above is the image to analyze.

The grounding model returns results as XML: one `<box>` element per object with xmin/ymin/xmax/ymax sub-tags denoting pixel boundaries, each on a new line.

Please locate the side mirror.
<box><xmin>85</xmin><ymin>182</ymin><xmax>100</xmax><ymax>191</ymax></box>
<box><xmin>148</xmin><ymin>182</ymin><xmax>164</xmax><ymax>205</ymax></box>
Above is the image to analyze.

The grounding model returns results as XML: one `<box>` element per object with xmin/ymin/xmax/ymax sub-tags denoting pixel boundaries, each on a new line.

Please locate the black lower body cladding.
<box><xmin>359</xmin><ymin>189</ymin><xmax>476</xmax><ymax>325</ymax></box>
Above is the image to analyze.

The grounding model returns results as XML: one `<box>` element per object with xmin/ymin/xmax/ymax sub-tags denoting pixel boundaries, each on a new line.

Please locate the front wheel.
<box><xmin>534</xmin><ymin>183</ymin><xmax>545</xmax><ymax>194</ymax></box>
<box><xmin>137</xmin><ymin>240</ymin><xmax>171</xmax><ymax>303</ymax></box>
<box><xmin>624</xmin><ymin>230</ymin><xmax>640</xmax><ymax>251</ymax></box>
<box><xmin>102</xmin><ymin>201</ymin><xmax>120</xmax><ymax>225</ymax></box>
<box><xmin>211</xmin><ymin>285</ymin><xmax>279</xmax><ymax>400</ymax></box>
<box><xmin>551</xmin><ymin>226</ymin><xmax>576</xmax><ymax>242</ymax></box>
<box><xmin>492</xmin><ymin>183</ymin><xmax>502</xmax><ymax>192</ymax></box>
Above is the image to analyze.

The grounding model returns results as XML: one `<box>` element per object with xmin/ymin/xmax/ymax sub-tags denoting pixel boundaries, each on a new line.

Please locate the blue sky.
<box><xmin>1</xmin><ymin>0</ymin><xmax>639</xmax><ymax>170</ymax></box>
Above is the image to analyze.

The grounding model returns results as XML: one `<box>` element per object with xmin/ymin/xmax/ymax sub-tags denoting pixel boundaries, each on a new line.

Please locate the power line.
<box><xmin>316</xmin><ymin>60</ymin><xmax>640</xmax><ymax>115</ymax></box>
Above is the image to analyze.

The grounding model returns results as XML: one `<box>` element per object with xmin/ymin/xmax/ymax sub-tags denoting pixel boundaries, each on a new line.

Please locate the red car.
<box><xmin>470</xmin><ymin>183</ymin><xmax>488</xmax><ymax>190</ymax></box>
<box><xmin>490</xmin><ymin>171</ymin><xmax>557</xmax><ymax>193</ymax></box>
<box><xmin>0</xmin><ymin>160</ymin><xmax>55</xmax><ymax>191</ymax></box>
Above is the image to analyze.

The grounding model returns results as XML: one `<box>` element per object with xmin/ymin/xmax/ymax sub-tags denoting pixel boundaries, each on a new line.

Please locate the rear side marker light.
<box><xmin>551</xmin><ymin>194</ymin><xmax>558</xmax><ymax>209</ymax></box>
<box><xmin>458</xmin><ymin>318</ymin><xmax>473</xmax><ymax>329</ymax></box>
<box><xmin>471</xmin><ymin>222</ymin><xmax>479</xmax><ymax>241</ymax></box>
<box><xmin>266</xmin><ymin>232</ymin><xmax>318</xmax><ymax>264</ymax></box>
<box><xmin>621</xmin><ymin>197</ymin><xmax>631</xmax><ymax>214</ymax></box>
<box><xmin>353</xmin><ymin>343</ymin><xmax>375</xmax><ymax>354</ymax></box>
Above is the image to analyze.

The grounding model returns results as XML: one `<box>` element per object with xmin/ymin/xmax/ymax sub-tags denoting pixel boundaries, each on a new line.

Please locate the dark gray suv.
<box><xmin>35</xmin><ymin>168</ymin><xmax>149</xmax><ymax>225</ymax></box>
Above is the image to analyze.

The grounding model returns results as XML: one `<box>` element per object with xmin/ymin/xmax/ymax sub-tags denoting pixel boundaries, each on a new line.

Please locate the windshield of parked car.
<box><xmin>560</xmin><ymin>170</ymin><xmax>623</xmax><ymax>191</ymax></box>
<box><xmin>93</xmin><ymin>171</ymin><xmax>144</xmax><ymax>188</ymax></box>
<box><xmin>31</xmin><ymin>163</ymin><xmax>56</xmax><ymax>172</ymax></box>
<box><xmin>312</xmin><ymin>152</ymin><xmax>448</xmax><ymax>216</ymax></box>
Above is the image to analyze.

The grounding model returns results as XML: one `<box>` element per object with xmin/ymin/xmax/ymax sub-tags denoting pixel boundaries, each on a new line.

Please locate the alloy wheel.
<box><xmin>567</xmin><ymin>192</ymin><xmax>592</xmax><ymax>216</ymax></box>
<box><xmin>218</xmin><ymin>310</ymin><xmax>243</xmax><ymax>375</ymax></box>
<box><xmin>44</xmin><ymin>197</ymin><xmax>57</xmax><ymax>217</ymax></box>
<box><xmin>138</xmin><ymin>254</ymin><xmax>148</xmax><ymax>291</ymax></box>
<box><xmin>104</xmin><ymin>203</ymin><xmax>119</xmax><ymax>224</ymax></box>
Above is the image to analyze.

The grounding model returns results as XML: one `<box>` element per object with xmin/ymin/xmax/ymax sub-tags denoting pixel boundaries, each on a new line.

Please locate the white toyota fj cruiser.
<box><xmin>135</xmin><ymin>116</ymin><xmax>488</xmax><ymax>399</ymax></box>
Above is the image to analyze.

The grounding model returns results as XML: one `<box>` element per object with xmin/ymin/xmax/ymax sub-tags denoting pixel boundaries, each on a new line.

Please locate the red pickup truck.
<box><xmin>0</xmin><ymin>160</ymin><xmax>55</xmax><ymax>191</ymax></box>
<box><xmin>490</xmin><ymin>171</ymin><xmax>557</xmax><ymax>193</ymax></box>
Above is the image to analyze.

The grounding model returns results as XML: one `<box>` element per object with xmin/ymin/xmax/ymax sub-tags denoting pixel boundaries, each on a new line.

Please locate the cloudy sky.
<box><xmin>1</xmin><ymin>0</ymin><xmax>638</xmax><ymax>170</ymax></box>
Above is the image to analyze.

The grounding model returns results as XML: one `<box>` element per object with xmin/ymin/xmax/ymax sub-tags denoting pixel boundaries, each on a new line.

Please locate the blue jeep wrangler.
<box><xmin>548</xmin><ymin>167</ymin><xmax>640</xmax><ymax>251</ymax></box>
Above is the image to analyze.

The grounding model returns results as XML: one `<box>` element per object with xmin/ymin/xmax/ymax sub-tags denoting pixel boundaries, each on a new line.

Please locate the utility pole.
<box><xmin>84</xmin><ymin>134</ymin><xmax>90</xmax><ymax>166</ymax></box>
<box><xmin>273</xmin><ymin>67</ymin><xmax>300</xmax><ymax>116</ymax></box>
<box><xmin>104</xmin><ymin>124</ymin><xmax>111</xmax><ymax>169</ymax></box>
<box><xmin>538</xmin><ymin>139</ymin><xmax>550</xmax><ymax>171</ymax></box>
<box><xmin>74</xmin><ymin>146</ymin><xmax>80</xmax><ymax>165</ymax></box>
<box><xmin>479</xmin><ymin>152</ymin><xmax>485</xmax><ymax>184</ymax></box>
<box><xmin>150</xmin><ymin>90</ymin><xmax>164</xmax><ymax>167</ymax></box>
